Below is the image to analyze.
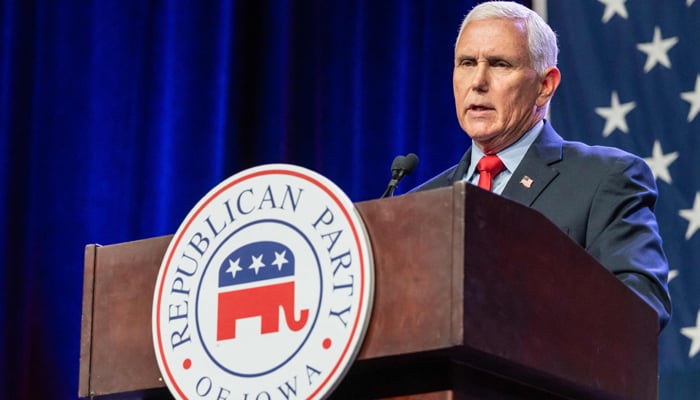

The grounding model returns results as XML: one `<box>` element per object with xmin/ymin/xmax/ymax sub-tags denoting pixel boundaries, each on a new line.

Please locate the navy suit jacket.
<box><xmin>414</xmin><ymin>120</ymin><xmax>672</xmax><ymax>330</ymax></box>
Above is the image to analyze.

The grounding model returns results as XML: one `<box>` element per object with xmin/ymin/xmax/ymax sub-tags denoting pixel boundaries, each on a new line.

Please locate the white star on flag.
<box><xmin>643</xmin><ymin>140</ymin><xmax>678</xmax><ymax>184</ymax></box>
<box><xmin>271</xmin><ymin>250</ymin><xmax>289</xmax><ymax>271</ymax></box>
<box><xmin>636</xmin><ymin>26</ymin><xmax>678</xmax><ymax>73</ymax></box>
<box><xmin>668</xmin><ymin>269</ymin><xmax>679</xmax><ymax>282</ymax></box>
<box><xmin>594</xmin><ymin>91</ymin><xmax>636</xmax><ymax>137</ymax></box>
<box><xmin>249</xmin><ymin>254</ymin><xmax>266</xmax><ymax>274</ymax></box>
<box><xmin>226</xmin><ymin>258</ymin><xmax>243</xmax><ymax>279</ymax></box>
<box><xmin>681</xmin><ymin>310</ymin><xmax>700</xmax><ymax>358</ymax></box>
<box><xmin>597</xmin><ymin>0</ymin><xmax>628</xmax><ymax>23</ymax></box>
<box><xmin>680</xmin><ymin>74</ymin><xmax>700</xmax><ymax>122</ymax></box>
<box><xmin>679</xmin><ymin>192</ymin><xmax>700</xmax><ymax>240</ymax></box>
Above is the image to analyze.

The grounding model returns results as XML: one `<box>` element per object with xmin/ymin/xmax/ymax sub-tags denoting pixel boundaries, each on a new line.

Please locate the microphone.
<box><xmin>380</xmin><ymin>153</ymin><xmax>419</xmax><ymax>198</ymax></box>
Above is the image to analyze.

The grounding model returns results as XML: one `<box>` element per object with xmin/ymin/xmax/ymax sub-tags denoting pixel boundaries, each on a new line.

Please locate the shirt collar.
<box><xmin>466</xmin><ymin>120</ymin><xmax>544</xmax><ymax>179</ymax></box>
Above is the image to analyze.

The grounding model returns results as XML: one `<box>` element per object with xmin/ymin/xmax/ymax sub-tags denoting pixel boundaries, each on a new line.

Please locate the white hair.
<box><xmin>455</xmin><ymin>1</ymin><xmax>558</xmax><ymax>75</ymax></box>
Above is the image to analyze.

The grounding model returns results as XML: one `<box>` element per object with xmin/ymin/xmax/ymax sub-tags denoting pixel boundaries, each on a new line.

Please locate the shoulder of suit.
<box><xmin>557</xmin><ymin>140</ymin><xmax>651</xmax><ymax>182</ymax></box>
<box><xmin>409</xmin><ymin>164</ymin><xmax>459</xmax><ymax>193</ymax></box>
<box><xmin>561</xmin><ymin>139</ymin><xmax>642</xmax><ymax>162</ymax></box>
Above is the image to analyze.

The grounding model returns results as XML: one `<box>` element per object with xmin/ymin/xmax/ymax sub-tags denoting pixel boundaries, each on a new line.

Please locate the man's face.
<box><xmin>453</xmin><ymin>18</ymin><xmax>549</xmax><ymax>154</ymax></box>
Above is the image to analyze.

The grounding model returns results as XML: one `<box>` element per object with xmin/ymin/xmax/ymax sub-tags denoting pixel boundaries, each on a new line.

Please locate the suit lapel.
<box><xmin>443</xmin><ymin>121</ymin><xmax>564</xmax><ymax>207</ymax></box>
<box><xmin>445</xmin><ymin>149</ymin><xmax>472</xmax><ymax>186</ymax></box>
<box><xmin>502</xmin><ymin>121</ymin><xmax>563</xmax><ymax>207</ymax></box>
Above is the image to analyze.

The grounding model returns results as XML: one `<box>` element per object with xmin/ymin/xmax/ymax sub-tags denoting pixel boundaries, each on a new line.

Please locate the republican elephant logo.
<box><xmin>216</xmin><ymin>241</ymin><xmax>309</xmax><ymax>341</ymax></box>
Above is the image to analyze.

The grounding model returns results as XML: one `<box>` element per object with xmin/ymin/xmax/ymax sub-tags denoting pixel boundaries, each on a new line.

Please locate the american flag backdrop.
<box><xmin>535</xmin><ymin>0</ymin><xmax>700</xmax><ymax>397</ymax></box>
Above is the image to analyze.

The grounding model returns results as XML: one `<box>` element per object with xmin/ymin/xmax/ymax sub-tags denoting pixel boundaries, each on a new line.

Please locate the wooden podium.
<box><xmin>79</xmin><ymin>182</ymin><xmax>658</xmax><ymax>399</ymax></box>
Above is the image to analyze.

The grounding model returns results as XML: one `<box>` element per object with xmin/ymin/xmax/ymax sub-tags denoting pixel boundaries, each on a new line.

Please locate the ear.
<box><xmin>536</xmin><ymin>66</ymin><xmax>561</xmax><ymax>108</ymax></box>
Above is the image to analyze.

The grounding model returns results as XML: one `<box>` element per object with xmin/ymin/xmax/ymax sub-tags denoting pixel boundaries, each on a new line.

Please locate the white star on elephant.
<box><xmin>272</xmin><ymin>250</ymin><xmax>289</xmax><ymax>271</ymax></box>
<box><xmin>249</xmin><ymin>254</ymin><xmax>266</xmax><ymax>274</ymax></box>
<box><xmin>226</xmin><ymin>258</ymin><xmax>243</xmax><ymax>279</ymax></box>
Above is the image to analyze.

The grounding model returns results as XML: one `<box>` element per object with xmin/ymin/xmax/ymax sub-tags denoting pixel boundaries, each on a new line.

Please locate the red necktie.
<box><xmin>476</xmin><ymin>155</ymin><xmax>505</xmax><ymax>191</ymax></box>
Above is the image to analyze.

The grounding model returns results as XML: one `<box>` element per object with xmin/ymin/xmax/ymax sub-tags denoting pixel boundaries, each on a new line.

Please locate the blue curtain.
<box><xmin>0</xmin><ymin>1</ymin><xmax>480</xmax><ymax>398</ymax></box>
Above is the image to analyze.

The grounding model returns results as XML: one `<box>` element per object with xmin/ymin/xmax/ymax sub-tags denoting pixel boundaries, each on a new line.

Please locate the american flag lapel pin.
<box><xmin>520</xmin><ymin>175</ymin><xmax>533</xmax><ymax>189</ymax></box>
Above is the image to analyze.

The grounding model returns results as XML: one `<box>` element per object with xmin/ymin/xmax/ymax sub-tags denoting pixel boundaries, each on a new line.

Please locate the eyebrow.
<box><xmin>455</xmin><ymin>54</ymin><xmax>514</xmax><ymax>63</ymax></box>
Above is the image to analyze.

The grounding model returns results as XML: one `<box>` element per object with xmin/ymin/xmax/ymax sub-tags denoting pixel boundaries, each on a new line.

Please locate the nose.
<box><xmin>470</xmin><ymin>62</ymin><xmax>488</xmax><ymax>93</ymax></box>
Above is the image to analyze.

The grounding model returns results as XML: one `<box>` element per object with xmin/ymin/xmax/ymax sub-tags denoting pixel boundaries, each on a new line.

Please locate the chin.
<box><xmin>465</xmin><ymin>129</ymin><xmax>498</xmax><ymax>142</ymax></box>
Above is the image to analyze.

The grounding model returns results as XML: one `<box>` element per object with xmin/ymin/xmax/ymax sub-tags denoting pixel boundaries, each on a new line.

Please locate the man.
<box><xmin>414</xmin><ymin>1</ymin><xmax>671</xmax><ymax>330</ymax></box>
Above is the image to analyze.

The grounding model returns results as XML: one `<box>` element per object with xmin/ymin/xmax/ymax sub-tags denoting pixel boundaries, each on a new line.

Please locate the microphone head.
<box><xmin>391</xmin><ymin>155</ymin><xmax>405</xmax><ymax>170</ymax></box>
<box><xmin>403</xmin><ymin>153</ymin><xmax>419</xmax><ymax>175</ymax></box>
<box><xmin>390</xmin><ymin>155</ymin><xmax>406</xmax><ymax>178</ymax></box>
<box><xmin>381</xmin><ymin>152</ymin><xmax>419</xmax><ymax>198</ymax></box>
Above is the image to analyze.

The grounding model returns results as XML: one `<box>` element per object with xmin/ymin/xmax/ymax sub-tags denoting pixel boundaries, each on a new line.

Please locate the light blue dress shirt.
<box><xmin>465</xmin><ymin>120</ymin><xmax>544</xmax><ymax>195</ymax></box>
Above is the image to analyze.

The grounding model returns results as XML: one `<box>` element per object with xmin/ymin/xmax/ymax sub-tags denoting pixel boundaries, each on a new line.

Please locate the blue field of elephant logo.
<box><xmin>216</xmin><ymin>241</ymin><xmax>310</xmax><ymax>341</ymax></box>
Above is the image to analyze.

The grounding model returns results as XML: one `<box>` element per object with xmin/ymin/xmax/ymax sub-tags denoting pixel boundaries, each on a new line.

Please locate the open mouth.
<box><xmin>468</xmin><ymin>104</ymin><xmax>493</xmax><ymax>112</ymax></box>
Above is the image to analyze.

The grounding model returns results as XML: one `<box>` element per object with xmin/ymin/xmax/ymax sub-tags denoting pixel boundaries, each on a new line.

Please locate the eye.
<box><xmin>492</xmin><ymin>60</ymin><xmax>511</xmax><ymax>68</ymax></box>
<box><xmin>457</xmin><ymin>57</ymin><xmax>476</xmax><ymax>67</ymax></box>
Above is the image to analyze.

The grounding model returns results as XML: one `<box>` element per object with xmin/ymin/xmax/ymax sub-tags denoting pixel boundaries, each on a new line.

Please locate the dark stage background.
<box><xmin>1</xmin><ymin>1</ymin><xmax>698</xmax><ymax>399</ymax></box>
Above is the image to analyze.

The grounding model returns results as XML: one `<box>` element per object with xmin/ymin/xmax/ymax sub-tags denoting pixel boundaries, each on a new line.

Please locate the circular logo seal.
<box><xmin>152</xmin><ymin>164</ymin><xmax>374</xmax><ymax>400</ymax></box>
